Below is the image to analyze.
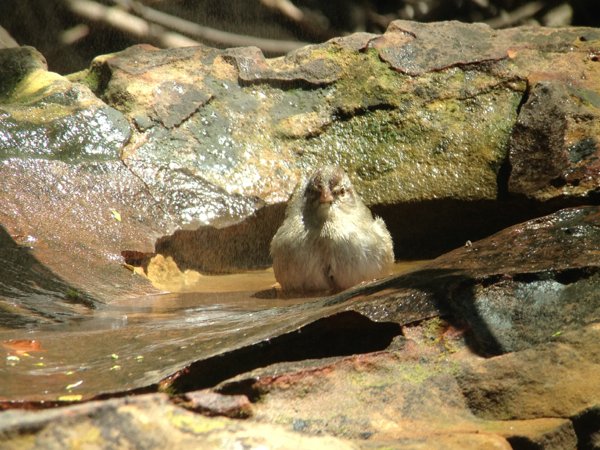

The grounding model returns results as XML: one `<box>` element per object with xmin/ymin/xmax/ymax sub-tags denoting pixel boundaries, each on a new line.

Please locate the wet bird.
<box><xmin>270</xmin><ymin>166</ymin><xmax>394</xmax><ymax>293</ymax></box>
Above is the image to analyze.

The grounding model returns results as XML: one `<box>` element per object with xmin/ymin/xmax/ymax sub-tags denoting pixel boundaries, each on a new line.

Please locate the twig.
<box><xmin>125</xmin><ymin>0</ymin><xmax>308</xmax><ymax>54</ymax></box>
<box><xmin>64</xmin><ymin>0</ymin><xmax>200</xmax><ymax>47</ymax></box>
<box><xmin>65</xmin><ymin>0</ymin><xmax>307</xmax><ymax>55</ymax></box>
<box><xmin>0</xmin><ymin>26</ymin><xmax>19</xmax><ymax>48</ymax></box>
<box><xmin>258</xmin><ymin>0</ymin><xmax>333</xmax><ymax>42</ymax></box>
<box><xmin>485</xmin><ymin>1</ymin><xmax>545</xmax><ymax>29</ymax></box>
<box><xmin>542</xmin><ymin>3</ymin><xmax>573</xmax><ymax>27</ymax></box>
<box><xmin>366</xmin><ymin>9</ymin><xmax>393</xmax><ymax>31</ymax></box>
<box><xmin>260</xmin><ymin>0</ymin><xmax>304</xmax><ymax>22</ymax></box>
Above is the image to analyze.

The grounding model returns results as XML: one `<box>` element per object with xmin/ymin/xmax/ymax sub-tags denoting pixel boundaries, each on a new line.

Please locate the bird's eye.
<box><xmin>306</xmin><ymin>183</ymin><xmax>318</xmax><ymax>196</ymax></box>
<box><xmin>333</xmin><ymin>186</ymin><xmax>347</xmax><ymax>197</ymax></box>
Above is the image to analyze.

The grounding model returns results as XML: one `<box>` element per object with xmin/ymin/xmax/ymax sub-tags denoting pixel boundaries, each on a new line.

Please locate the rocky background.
<box><xmin>0</xmin><ymin>2</ymin><xmax>600</xmax><ymax>449</ymax></box>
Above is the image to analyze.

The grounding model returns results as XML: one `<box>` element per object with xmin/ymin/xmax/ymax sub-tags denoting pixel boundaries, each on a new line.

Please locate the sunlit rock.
<box><xmin>1</xmin><ymin>20</ymin><xmax>600</xmax><ymax>448</ymax></box>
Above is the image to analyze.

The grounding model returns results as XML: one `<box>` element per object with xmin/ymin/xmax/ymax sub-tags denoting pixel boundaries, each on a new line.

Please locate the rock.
<box><xmin>3</xmin><ymin>21</ymin><xmax>599</xmax><ymax>273</ymax></box>
<box><xmin>508</xmin><ymin>81</ymin><xmax>600</xmax><ymax>201</ymax></box>
<box><xmin>152</xmin><ymin>204</ymin><xmax>285</xmax><ymax>273</ymax></box>
<box><xmin>182</xmin><ymin>390</ymin><xmax>252</xmax><ymax>418</ymax></box>
<box><xmin>0</xmin><ymin>46</ymin><xmax>174</xmax><ymax>324</ymax></box>
<box><xmin>76</xmin><ymin>21</ymin><xmax>527</xmax><ymax>222</ymax></box>
<box><xmin>151</xmin><ymin>206</ymin><xmax>598</xmax><ymax>447</ymax></box>
<box><xmin>1</xmin><ymin>21</ymin><xmax>600</xmax><ymax>449</ymax></box>
<box><xmin>457</xmin><ymin>323</ymin><xmax>600</xmax><ymax>421</ymax></box>
<box><xmin>82</xmin><ymin>44</ymin><xmax>289</xmax><ymax>229</ymax></box>
<box><xmin>207</xmin><ymin>318</ymin><xmax>578</xmax><ymax>449</ymax></box>
<box><xmin>74</xmin><ymin>20</ymin><xmax>599</xmax><ymax>266</ymax></box>
<box><xmin>0</xmin><ymin>394</ymin><xmax>358</xmax><ymax>449</ymax></box>
<box><xmin>223</xmin><ymin>45</ymin><xmax>343</xmax><ymax>87</ymax></box>
<box><xmin>0</xmin><ymin>46</ymin><xmax>47</xmax><ymax>98</ymax></box>
<box><xmin>0</xmin><ymin>157</ymin><xmax>171</xmax><ymax>325</ymax></box>
<box><xmin>435</xmin><ymin>206</ymin><xmax>600</xmax><ymax>354</ymax></box>
<box><xmin>371</xmin><ymin>20</ymin><xmax>509</xmax><ymax>75</ymax></box>
<box><xmin>0</xmin><ymin>47</ymin><xmax>131</xmax><ymax>162</ymax></box>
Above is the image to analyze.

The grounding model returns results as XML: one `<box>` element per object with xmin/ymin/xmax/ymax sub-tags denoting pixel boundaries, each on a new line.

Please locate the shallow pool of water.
<box><xmin>0</xmin><ymin>261</ymin><xmax>426</xmax><ymax>403</ymax></box>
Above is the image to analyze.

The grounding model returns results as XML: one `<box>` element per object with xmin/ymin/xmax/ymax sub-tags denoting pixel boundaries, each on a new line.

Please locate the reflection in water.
<box><xmin>136</xmin><ymin>252</ymin><xmax>425</xmax><ymax>295</ymax></box>
<box><xmin>0</xmin><ymin>261</ymin><xmax>426</xmax><ymax>402</ymax></box>
<box><xmin>0</xmin><ymin>226</ymin><xmax>98</xmax><ymax>329</ymax></box>
<box><xmin>137</xmin><ymin>253</ymin><xmax>278</xmax><ymax>294</ymax></box>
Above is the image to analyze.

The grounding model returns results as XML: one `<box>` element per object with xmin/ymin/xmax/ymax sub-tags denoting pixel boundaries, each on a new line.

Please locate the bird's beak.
<box><xmin>319</xmin><ymin>188</ymin><xmax>334</xmax><ymax>204</ymax></box>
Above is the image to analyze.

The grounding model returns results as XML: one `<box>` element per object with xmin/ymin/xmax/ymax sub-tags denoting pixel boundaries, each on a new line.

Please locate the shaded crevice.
<box><xmin>497</xmin><ymin>78</ymin><xmax>529</xmax><ymax>200</ymax></box>
<box><xmin>431</xmin><ymin>76</ymin><xmax>526</xmax><ymax>105</ymax></box>
<box><xmin>505</xmin><ymin>424</ymin><xmax>576</xmax><ymax>450</ymax></box>
<box><xmin>572</xmin><ymin>406</ymin><xmax>600</xmax><ymax>450</ymax></box>
<box><xmin>372</xmin><ymin>196</ymin><xmax>600</xmax><ymax>260</ymax></box>
<box><xmin>331</xmin><ymin>102</ymin><xmax>398</xmax><ymax>122</ymax></box>
<box><xmin>373</xmin><ymin>199</ymin><xmax>545</xmax><ymax>260</ymax></box>
<box><xmin>496</xmin><ymin>154</ymin><xmax>513</xmax><ymax>201</ymax></box>
<box><xmin>216</xmin><ymin>378</ymin><xmax>264</xmax><ymax>403</ymax></box>
<box><xmin>513</xmin><ymin>78</ymin><xmax>531</xmax><ymax>118</ymax></box>
<box><xmin>161</xmin><ymin>311</ymin><xmax>402</xmax><ymax>394</ymax></box>
<box><xmin>476</xmin><ymin>269</ymin><xmax>600</xmax><ymax>286</ymax></box>
<box><xmin>153</xmin><ymin>202</ymin><xmax>285</xmax><ymax>274</ymax></box>
<box><xmin>430</xmin><ymin>57</ymin><xmax>509</xmax><ymax>75</ymax></box>
<box><xmin>513</xmin><ymin>267</ymin><xmax>599</xmax><ymax>285</ymax></box>
<box><xmin>237</xmin><ymin>77</ymin><xmax>335</xmax><ymax>90</ymax></box>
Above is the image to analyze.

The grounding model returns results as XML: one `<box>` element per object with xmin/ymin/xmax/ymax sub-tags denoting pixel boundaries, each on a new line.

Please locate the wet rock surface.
<box><xmin>509</xmin><ymin>80</ymin><xmax>600</xmax><ymax>201</ymax></box>
<box><xmin>0</xmin><ymin>20</ymin><xmax>600</xmax><ymax>449</ymax></box>
<box><xmin>435</xmin><ymin>205</ymin><xmax>600</xmax><ymax>354</ymax></box>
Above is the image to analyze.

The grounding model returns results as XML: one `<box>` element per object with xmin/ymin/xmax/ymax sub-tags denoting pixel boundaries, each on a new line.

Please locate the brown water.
<box><xmin>0</xmin><ymin>261</ymin><xmax>426</xmax><ymax>403</ymax></box>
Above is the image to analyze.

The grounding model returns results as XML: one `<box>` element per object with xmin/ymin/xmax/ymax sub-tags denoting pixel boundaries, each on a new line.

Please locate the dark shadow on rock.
<box><xmin>159</xmin><ymin>267</ymin><xmax>502</xmax><ymax>394</ymax></box>
<box><xmin>338</xmin><ymin>268</ymin><xmax>508</xmax><ymax>357</ymax></box>
<box><xmin>147</xmin><ymin>186</ymin><xmax>600</xmax><ymax>275</ymax></box>
<box><xmin>161</xmin><ymin>310</ymin><xmax>403</xmax><ymax>394</ymax></box>
<box><xmin>342</xmin><ymin>205</ymin><xmax>600</xmax><ymax>356</ymax></box>
<box><xmin>153</xmin><ymin>203</ymin><xmax>286</xmax><ymax>274</ymax></box>
<box><xmin>572</xmin><ymin>406</ymin><xmax>600</xmax><ymax>450</ymax></box>
<box><xmin>372</xmin><ymin>196</ymin><xmax>600</xmax><ymax>260</ymax></box>
<box><xmin>407</xmin><ymin>268</ymin><xmax>599</xmax><ymax>358</ymax></box>
<box><xmin>0</xmin><ymin>225</ymin><xmax>98</xmax><ymax>328</ymax></box>
<box><xmin>429</xmin><ymin>206</ymin><xmax>600</xmax><ymax>355</ymax></box>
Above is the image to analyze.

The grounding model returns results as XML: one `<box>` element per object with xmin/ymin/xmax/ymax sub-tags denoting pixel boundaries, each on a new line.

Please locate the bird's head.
<box><xmin>302</xmin><ymin>166</ymin><xmax>356</xmax><ymax>223</ymax></box>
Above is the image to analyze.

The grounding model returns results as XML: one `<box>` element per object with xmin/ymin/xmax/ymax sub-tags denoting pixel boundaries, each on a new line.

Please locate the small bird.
<box><xmin>270</xmin><ymin>166</ymin><xmax>394</xmax><ymax>294</ymax></box>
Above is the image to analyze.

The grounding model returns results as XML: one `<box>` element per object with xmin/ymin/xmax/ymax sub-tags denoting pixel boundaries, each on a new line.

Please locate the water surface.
<box><xmin>1</xmin><ymin>261</ymin><xmax>425</xmax><ymax>403</ymax></box>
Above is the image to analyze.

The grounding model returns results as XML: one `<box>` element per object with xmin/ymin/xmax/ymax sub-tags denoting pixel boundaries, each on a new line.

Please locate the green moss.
<box><xmin>396</xmin><ymin>361</ymin><xmax>443</xmax><ymax>385</ymax></box>
<box><xmin>7</xmin><ymin>70</ymin><xmax>66</xmax><ymax>105</ymax></box>
<box><xmin>67</xmin><ymin>69</ymin><xmax>103</xmax><ymax>95</ymax></box>
<box><xmin>167</xmin><ymin>410</ymin><xmax>227</xmax><ymax>435</ymax></box>
<box><xmin>421</xmin><ymin>317</ymin><xmax>447</xmax><ymax>343</ymax></box>
<box><xmin>296</xmin><ymin>69</ymin><xmax>522</xmax><ymax>204</ymax></box>
<box><xmin>64</xmin><ymin>288</ymin><xmax>84</xmax><ymax>302</ymax></box>
<box><xmin>329</xmin><ymin>48</ymin><xmax>409</xmax><ymax>114</ymax></box>
<box><xmin>569</xmin><ymin>85</ymin><xmax>600</xmax><ymax>109</ymax></box>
